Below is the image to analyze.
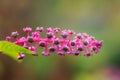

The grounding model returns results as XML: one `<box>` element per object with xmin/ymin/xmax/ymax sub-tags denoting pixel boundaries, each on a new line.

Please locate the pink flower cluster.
<box><xmin>6</xmin><ymin>27</ymin><xmax>103</xmax><ymax>60</ymax></box>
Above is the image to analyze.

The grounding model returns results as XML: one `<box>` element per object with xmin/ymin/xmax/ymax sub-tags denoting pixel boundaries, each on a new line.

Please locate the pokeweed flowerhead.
<box><xmin>6</xmin><ymin>27</ymin><xmax>103</xmax><ymax>60</ymax></box>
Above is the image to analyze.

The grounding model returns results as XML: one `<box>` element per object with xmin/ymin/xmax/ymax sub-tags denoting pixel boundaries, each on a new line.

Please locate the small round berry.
<box><xmin>86</xmin><ymin>53</ymin><xmax>91</xmax><ymax>56</ymax></box>
<box><xmin>92</xmin><ymin>47</ymin><xmax>96</xmax><ymax>51</ymax></box>
<box><xmin>47</xmin><ymin>34</ymin><xmax>53</xmax><ymax>38</ymax></box>
<box><xmin>78</xmin><ymin>47</ymin><xmax>83</xmax><ymax>51</ymax></box>
<box><xmin>54</xmin><ymin>40</ymin><xmax>59</xmax><ymax>45</ymax></box>
<box><xmin>77</xmin><ymin>36</ymin><xmax>81</xmax><ymax>39</ymax></box>
<box><xmin>58</xmin><ymin>52</ymin><xmax>65</xmax><ymax>56</ymax></box>
<box><xmin>74</xmin><ymin>52</ymin><xmax>80</xmax><ymax>56</ymax></box>
<box><xmin>54</xmin><ymin>28</ymin><xmax>60</xmax><ymax>33</ymax></box>
<box><xmin>84</xmin><ymin>41</ymin><xmax>88</xmax><ymax>46</ymax></box>
<box><xmin>63</xmin><ymin>47</ymin><xmax>68</xmax><ymax>52</ymax></box>
<box><xmin>70</xmin><ymin>42</ymin><xmax>75</xmax><ymax>46</ymax></box>
<box><xmin>61</xmin><ymin>34</ymin><xmax>67</xmax><ymax>38</ymax></box>
<box><xmin>28</xmin><ymin>37</ymin><xmax>34</xmax><ymax>43</ymax></box>
<box><xmin>39</xmin><ymin>42</ymin><xmax>45</xmax><ymax>47</ymax></box>
<box><xmin>49</xmin><ymin>47</ymin><xmax>55</xmax><ymax>52</ymax></box>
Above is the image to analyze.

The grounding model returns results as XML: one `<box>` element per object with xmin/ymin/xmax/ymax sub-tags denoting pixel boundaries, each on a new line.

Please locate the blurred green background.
<box><xmin>0</xmin><ymin>0</ymin><xmax>120</xmax><ymax>80</ymax></box>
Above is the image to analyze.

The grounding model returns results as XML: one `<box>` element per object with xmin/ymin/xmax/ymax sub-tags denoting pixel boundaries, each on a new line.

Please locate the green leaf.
<box><xmin>0</xmin><ymin>41</ymin><xmax>34</xmax><ymax>62</ymax></box>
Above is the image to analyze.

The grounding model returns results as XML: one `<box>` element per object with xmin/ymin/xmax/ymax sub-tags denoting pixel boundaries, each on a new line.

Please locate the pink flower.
<box><xmin>6</xmin><ymin>36</ymin><xmax>12</xmax><ymax>41</ymax></box>
<box><xmin>28</xmin><ymin>46</ymin><xmax>36</xmax><ymax>52</ymax></box>
<box><xmin>62</xmin><ymin>45</ymin><xmax>70</xmax><ymax>52</ymax></box>
<box><xmin>32</xmin><ymin>32</ymin><xmax>40</xmax><ymax>37</ymax></box>
<box><xmin>42</xmin><ymin>51</ymin><xmax>50</xmax><ymax>56</ymax></box>
<box><xmin>82</xmin><ymin>33</ymin><xmax>89</xmax><ymax>39</ymax></box>
<box><xmin>54</xmin><ymin>28</ymin><xmax>60</xmax><ymax>33</ymax></box>
<box><xmin>61</xmin><ymin>30</ymin><xmax>69</xmax><ymax>39</ymax></box>
<box><xmin>47</xmin><ymin>27</ymin><xmax>53</xmax><ymax>33</ymax></box>
<box><xmin>84</xmin><ymin>50</ymin><xmax>92</xmax><ymax>57</ymax></box>
<box><xmin>77</xmin><ymin>45</ymin><xmax>84</xmax><ymax>52</ymax></box>
<box><xmin>46</xmin><ymin>32</ymin><xmax>54</xmax><ymax>39</ymax></box>
<box><xmin>92</xmin><ymin>46</ymin><xmax>99</xmax><ymax>53</ymax></box>
<box><xmin>11</xmin><ymin>31</ymin><xmax>19</xmax><ymax>38</ymax></box>
<box><xmin>27</xmin><ymin>36</ymin><xmax>34</xmax><ymax>43</ymax></box>
<box><xmin>68</xmin><ymin>30</ymin><xmax>75</xmax><ymax>35</ymax></box>
<box><xmin>49</xmin><ymin>47</ymin><xmax>56</xmax><ymax>52</ymax></box>
<box><xmin>36</xmin><ymin>27</ymin><xmax>44</xmax><ymax>32</ymax></box>
<box><xmin>23</xmin><ymin>27</ymin><xmax>32</xmax><ymax>33</ymax></box>
<box><xmin>74</xmin><ymin>51</ymin><xmax>81</xmax><ymax>56</ymax></box>
<box><xmin>75</xmin><ymin>33</ymin><xmax>82</xmax><ymax>39</ymax></box>
<box><xmin>18</xmin><ymin>53</ymin><xmax>26</xmax><ymax>60</ymax></box>
<box><xmin>14</xmin><ymin>37</ymin><xmax>27</xmax><ymax>45</ymax></box>
<box><xmin>58</xmin><ymin>51</ymin><xmax>65</xmax><ymax>56</ymax></box>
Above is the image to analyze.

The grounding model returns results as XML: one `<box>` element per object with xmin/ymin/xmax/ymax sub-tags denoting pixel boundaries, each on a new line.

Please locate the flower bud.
<box><xmin>11</xmin><ymin>31</ymin><xmax>19</xmax><ymax>38</ymax></box>
<box><xmin>23</xmin><ymin>27</ymin><xmax>32</xmax><ymax>33</ymax></box>
<box><xmin>36</xmin><ymin>27</ymin><xmax>44</xmax><ymax>32</ymax></box>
